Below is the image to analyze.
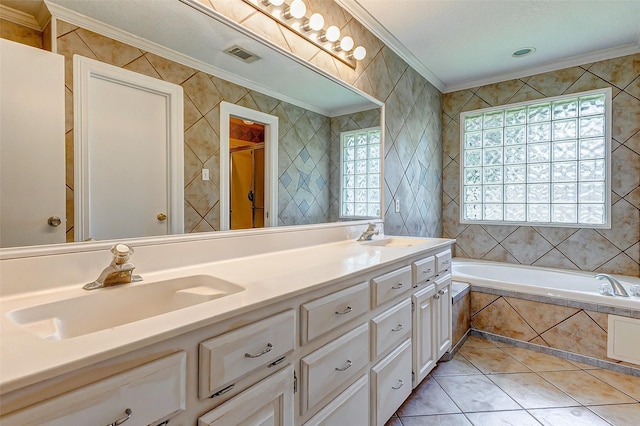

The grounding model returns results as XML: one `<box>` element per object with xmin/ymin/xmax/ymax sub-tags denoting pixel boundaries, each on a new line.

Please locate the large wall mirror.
<box><xmin>0</xmin><ymin>0</ymin><xmax>383</xmax><ymax>249</ymax></box>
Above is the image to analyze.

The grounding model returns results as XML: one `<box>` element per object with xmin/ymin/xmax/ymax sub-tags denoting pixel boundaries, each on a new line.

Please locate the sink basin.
<box><xmin>363</xmin><ymin>237</ymin><xmax>430</xmax><ymax>248</ymax></box>
<box><xmin>7</xmin><ymin>275</ymin><xmax>244</xmax><ymax>341</ymax></box>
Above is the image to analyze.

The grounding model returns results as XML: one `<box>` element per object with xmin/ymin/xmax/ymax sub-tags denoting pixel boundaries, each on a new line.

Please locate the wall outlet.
<box><xmin>394</xmin><ymin>199</ymin><xmax>400</xmax><ymax>213</ymax></box>
<box><xmin>202</xmin><ymin>168</ymin><xmax>210</xmax><ymax>181</ymax></box>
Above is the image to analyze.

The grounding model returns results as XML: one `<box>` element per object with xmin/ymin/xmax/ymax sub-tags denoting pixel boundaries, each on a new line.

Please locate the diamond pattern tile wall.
<box><xmin>443</xmin><ymin>54</ymin><xmax>640</xmax><ymax>276</ymax></box>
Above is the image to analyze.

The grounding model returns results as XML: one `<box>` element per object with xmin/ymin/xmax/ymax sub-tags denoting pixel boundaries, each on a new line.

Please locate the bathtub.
<box><xmin>452</xmin><ymin>258</ymin><xmax>640</xmax><ymax>310</ymax></box>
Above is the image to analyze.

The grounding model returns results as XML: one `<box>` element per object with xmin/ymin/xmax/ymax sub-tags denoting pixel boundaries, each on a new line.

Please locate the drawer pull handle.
<box><xmin>335</xmin><ymin>306</ymin><xmax>353</xmax><ymax>315</ymax></box>
<box><xmin>335</xmin><ymin>360</ymin><xmax>353</xmax><ymax>371</ymax></box>
<box><xmin>392</xmin><ymin>380</ymin><xmax>404</xmax><ymax>390</ymax></box>
<box><xmin>438</xmin><ymin>289</ymin><xmax>445</xmax><ymax>295</ymax></box>
<box><xmin>107</xmin><ymin>408</ymin><xmax>132</xmax><ymax>426</ymax></box>
<box><xmin>245</xmin><ymin>343</ymin><xmax>273</xmax><ymax>358</ymax></box>
<box><xmin>442</xmin><ymin>260</ymin><xmax>450</xmax><ymax>264</ymax></box>
<box><xmin>210</xmin><ymin>383</ymin><xmax>235</xmax><ymax>399</ymax></box>
<box><xmin>423</xmin><ymin>269</ymin><xmax>432</xmax><ymax>274</ymax></box>
<box><xmin>268</xmin><ymin>356</ymin><xmax>287</xmax><ymax>368</ymax></box>
<box><xmin>391</xmin><ymin>324</ymin><xmax>404</xmax><ymax>332</ymax></box>
<box><xmin>434</xmin><ymin>294</ymin><xmax>440</xmax><ymax>299</ymax></box>
<box><xmin>392</xmin><ymin>282</ymin><xmax>405</xmax><ymax>290</ymax></box>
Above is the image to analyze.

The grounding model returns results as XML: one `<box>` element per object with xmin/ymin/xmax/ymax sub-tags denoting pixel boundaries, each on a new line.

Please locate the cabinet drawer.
<box><xmin>412</xmin><ymin>256</ymin><xmax>435</xmax><ymax>285</ymax></box>
<box><xmin>302</xmin><ymin>323</ymin><xmax>369</xmax><ymax>412</ymax></box>
<box><xmin>371</xmin><ymin>265</ymin><xmax>412</xmax><ymax>306</ymax></box>
<box><xmin>435</xmin><ymin>249</ymin><xmax>452</xmax><ymax>274</ymax></box>
<box><xmin>304</xmin><ymin>375</ymin><xmax>368</xmax><ymax>426</ymax></box>
<box><xmin>301</xmin><ymin>282</ymin><xmax>369</xmax><ymax>342</ymax></box>
<box><xmin>198</xmin><ymin>365</ymin><xmax>294</xmax><ymax>426</ymax></box>
<box><xmin>2</xmin><ymin>352</ymin><xmax>186</xmax><ymax>426</ymax></box>
<box><xmin>371</xmin><ymin>299</ymin><xmax>412</xmax><ymax>358</ymax></box>
<box><xmin>199</xmin><ymin>310</ymin><xmax>295</xmax><ymax>399</ymax></box>
<box><xmin>371</xmin><ymin>340</ymin><xmax>412</xmax><ymax>426</ymax></box>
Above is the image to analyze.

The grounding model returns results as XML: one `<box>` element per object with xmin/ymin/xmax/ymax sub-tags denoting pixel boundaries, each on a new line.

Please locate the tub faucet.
<box><xmin>83</xmin><ymin>243</ymin><xmax>142</xmax><ymax>290</ymax></box>
<box><xmin>357</xmin><ymin>222</ymin><xmax>379</xmax><ymax>241</ymax></box>
<box><xmin>595</xmin><ymin>273</ymin><xmax>629</xmax><ymax>297</ymax></box>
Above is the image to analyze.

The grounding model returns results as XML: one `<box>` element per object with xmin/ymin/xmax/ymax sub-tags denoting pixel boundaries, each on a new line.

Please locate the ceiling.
<box><xmin>339</xmin><ymin>0</ymin><xmax>640</xmax><ymax>92</ymax></box>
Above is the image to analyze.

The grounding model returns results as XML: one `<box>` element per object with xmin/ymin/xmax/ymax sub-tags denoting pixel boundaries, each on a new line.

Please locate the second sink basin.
<box><xmin>363</xmin><ymin>237</ymin><xmax>430</xmax><ymax>248</ymax></box>
<box><xmin>7</xmin><ymin>275</ymin><xmax>244</xmax><ymax>341</ymax></box>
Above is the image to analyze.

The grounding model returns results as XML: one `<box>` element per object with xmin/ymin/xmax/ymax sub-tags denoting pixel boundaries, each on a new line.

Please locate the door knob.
<box><xmin>47</xmin><ymin>216</ymin><xmax>62</xmax><ymax>227</ymax></box>
<box><xmin>157</xmin><ymin>213</ymin><xmax>167</xmax><ymax>221</ymax></box>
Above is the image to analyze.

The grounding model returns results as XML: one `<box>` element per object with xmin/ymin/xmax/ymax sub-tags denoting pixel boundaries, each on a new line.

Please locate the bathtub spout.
<box><xmin>595</xmin><ymin>274</ymin><xmax>630</xmax><ymax>297</ymax></box>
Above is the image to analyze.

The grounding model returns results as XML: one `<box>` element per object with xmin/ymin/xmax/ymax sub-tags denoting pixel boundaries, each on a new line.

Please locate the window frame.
<box><xmin>458</xmin><ymin>87</ymin><xmax>612</xmax><ymax>229</ymax></box>
<box><xmin>339</xmin><ymin>126</ymin><xmax>383</xmax><ymax>220</ymax></box>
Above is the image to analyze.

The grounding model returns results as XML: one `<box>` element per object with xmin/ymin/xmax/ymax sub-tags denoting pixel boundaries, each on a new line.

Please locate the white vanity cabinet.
<box><xmin>1</xmin><ymin>352</ymin><xmax>187</xmax><ymax>426</ymax></box>
<box><xmin>198</xmin><ymin>364</ymin><xmax>294</xmax><ymax>426</ymax></box>
<box><xmin>303</xmin><ymin>375</ymin><xmax>368</xmax><ymax>426</ymax></box>
<box><xmin>371</xmin><ymin>339</ymin><xmax>412</xmax><ymax>426</ymax></box>
<box><xmin>411</xmin><ymin>283</ymin><xmax>437</xmax><ymax>387</ymax></box>
<box><xmin>435</xmin><ymin>274</ymin><xmax>453</xmax><ymax>358</ymax></box>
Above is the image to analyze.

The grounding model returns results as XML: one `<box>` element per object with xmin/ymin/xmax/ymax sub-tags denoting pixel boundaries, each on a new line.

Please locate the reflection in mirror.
<box><xmin>0</xmin><ymin>0</ymin><xmax>383</xmax><ymax>249</ymax></box>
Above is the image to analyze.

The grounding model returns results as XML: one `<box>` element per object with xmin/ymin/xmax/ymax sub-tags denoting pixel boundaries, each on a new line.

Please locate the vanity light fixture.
<box><xmin>242</xmin><ymin>0</ymin><xmax>365</xmax><ymax>68</ymax></box>
<box><xmin>284</xmin><ymin>0</ymin><xmax>306</xmax><ymax>19</ymax></box>
<box><xmin>303</xmin><ymin>13</ymin><xmax>324</xmax><ymax>32</ymax></box>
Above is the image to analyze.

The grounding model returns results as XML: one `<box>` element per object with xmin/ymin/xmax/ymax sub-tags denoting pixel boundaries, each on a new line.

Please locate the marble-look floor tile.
<box><xmin>459</xmin><ymin>347</ymin><xmax>531</xmax><ymax>374</ymax></box>
<box><xmin>528</xmin><ymin>407</ymin><xmax>611</xmax><ymax>426</ymax></box>
<box><xmin>587</xmin><ymin>369</ymin><xmax>640</xmax><ymax>401</ymax></box>
<box><xmin>488</xmin><ymin>372</ymin><xmax>579</xmax><ymax>409</ymax></box>
<box><xmin>501</xmin><ymin>347</ymin><xmax>580</xmax><ymax>372</ymax></box>
<box><xmin>588</xmin><ymin>403</ymin><xmax>640</xmax><ymax>426</ymax></box>
<box><xmin>397</xmin><ymin>376</ymin><xmax>461</xmax><ymax>416</ymax></box>
<box><xmin>461</xmin><ymin>335</ymin><xmax>497</xmax><ymax>349</ymax></box>
<box><xmin>464</xmin><ymin>410</ymin><xmax>541</xmax><ymax>426</ymax></box>
<box><xmin>431</xmin><ymin>354</ymin><xmax>483</xmax><ymax>376</ymax></box>
<box><xmin>566</xmin><ymin>359</ymin><xmax>600</xmax><ymax>370</ymax></box>
<box><xmin>384</xmin><ymin>415</ymin><xmax>402</xmax><ymax>426</ymax></box>
<box><xmin>398</xmin><ymin>414</ymin><xmax>472</xmax><ymax>426</ymax></box>
<box><xmin>539</xmin><ymin>370</ymin><xmax>636</xmax><ymax>405</ymax></box>
<box><xmin>435</xmin><ymin>375</ymin><xmax>521</xmax><ymax>412</ymax></box>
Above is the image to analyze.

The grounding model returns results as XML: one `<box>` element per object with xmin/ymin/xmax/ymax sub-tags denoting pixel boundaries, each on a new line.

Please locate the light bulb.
<box><xmin>322</xmin><ymin>25</ymin><xmax>340</xmax><ymax>42</ymax></box>
<box><xmin>263</xmin><ymin>0</ymin><xmax>285</xmax><ymax>5</ymax></box>
<box><xmin>337</xmin><ymin>36</ymin><xmax>354</xmax><ymax>52</ymax></box>
<box><xmin>350</xmin><ymin>45</ymin><xmax>367</xmax><ymax>60</ymax></box>
<box><xmin>285</xmin><ymin>0</ymin><xmax>306</xmax><ymax>19</ymax></box>
<box><xmin>304</xmin><ymin>13</ymin><xmax>324</xmax><ymax>31</ymax></box>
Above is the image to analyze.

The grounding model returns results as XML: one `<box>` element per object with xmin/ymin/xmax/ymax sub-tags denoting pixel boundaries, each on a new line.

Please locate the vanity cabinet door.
<box><xmin>199</xmin><ymin>310</ymin><xmax>295</xmax><ymax>399</ymax></box>
<box><xmin>198</xmin><ymin>365</ymin><xmax>294</xmax><ymax>426</ymax></box>
<box><xmin>371</xmin><ymin>339</ymin><xmax>412</xmax><ymax>426</ymax></box>
<box><xmin>371</xmin><ymin>298</ymin><xmax>411</xmax><ymax>358</ymax></box>
<box><xmin>301</xmin><ymin>282</ymin><xmax>369</xmax><ymax>343</ymax></box>
<box><xmin>412</xmin><ymin>284</ymin><xmax>437</xmax><ymax>387</ymax></box>
<box><xmin>303</xmin><ymin>375</ymin><xmax>368</xmax><ymax>426</ymax></box>
<box><xmin>436</xmin><ymin>274</ymin><xmax>453</xmax><ymax>358</ymax></box>
<box><xmin>1</xmin><ymin>352</ymin><xmax>186</xmax><ymax>426</ymax></box>
<box><xmin>371</xmin><ymin>265</ymin><xmax>413</xmax><ymax>306</ymax></box>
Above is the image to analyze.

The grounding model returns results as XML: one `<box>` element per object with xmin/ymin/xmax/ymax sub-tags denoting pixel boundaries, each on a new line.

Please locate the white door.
<box><xmin>74</xmin><ymin>56</ymin><xmax>183</xmax><ymax>241</ymax></box>
<box><xmin>0</xmin><ymin>39</ymin><xmax>66</xmax><ymax>248</ymax></box>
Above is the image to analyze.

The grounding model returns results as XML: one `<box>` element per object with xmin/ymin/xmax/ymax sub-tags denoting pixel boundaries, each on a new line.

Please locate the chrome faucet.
<box><xmin>83</xmin><ymin>243</ymin><xmax>142</xmax><ymax>290</ymax></box>
<box><xmin>595</xmin><ymin>273</ymin><xmax>629</xmax><ymax>297</ymax></box>
<box><xmin>357</xmin><ymin>222</ymin><xmax>379</xmax><ymax>241</ymax></box>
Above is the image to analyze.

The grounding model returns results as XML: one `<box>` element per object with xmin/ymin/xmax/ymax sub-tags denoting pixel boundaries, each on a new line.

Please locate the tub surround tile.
<box><xmin>501</xmin><ymin>228</ymin><xmax>553</xmax><ymax>264</ymax></box>
<box><xmin>541</xmin><ymin>311</ymin><xmax>608</xmax><ymax>360</ymax></box>
<box><xmin>588</xmin><ymin>404</ymin><xmax>640</xmax><ymax>426</ymax></box>
<box><xmin>459</xmin><ymin>347</ymin><xmax>531</xmax><ymax>374</ymax></box>
<box><xmin>506</xmin><ymin>297</ymin><xmax>579</xmax><ymax>335</ymax></box>
<box><xmin>557</xmin><ymin>229</ymin><xmax>621</xmax><ymax>271</ymax></box>
<box><xmin>584</xmin><ymin>310</ymin><xmax>608</xmax><ymax>332</ymax></box>
<box><xmin>532</xmin><ymin>249</ymin><xmax>580</xmax><ymax>270</ymax></box>
<box><xmin>396</xmin><ymin>376</ymin><xmax>461</xmax><ymax>416</ymax></box>
<box><xmin>470</xmin><ymin>291</ymin><xmax>500</xmax><ymax>315</ymax></box>
<box><xmin>435</xmin><ymin>375</ymin><xmax>521</xmax><ymax>412</ymax></box>
<box><xmin>539</xmin><ymin>370</ymin><xmax>636</xmax><ymax>405</ymax></box>
<box><xmin>471</xmin><ymin>298</ymin><xmax>538</xmax><ymax>342</ymax></box>
<box><xmin>528</xmin><ymin>407</ymin><xmax>611</xmax><ymax>426</ymax></box>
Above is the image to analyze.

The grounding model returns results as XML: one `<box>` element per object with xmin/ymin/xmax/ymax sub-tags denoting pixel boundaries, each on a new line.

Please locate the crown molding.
<box><xmin>336</xmin><ymin>0</ymin><xmax>445</xmax><ymax>92</ymax></box>
<box><xmin>0</xmin><ymin>4</ymin><xmax>42</xmax><ymax>31</ymax></box>
<box><xmin>444</xmin><ymin>43</ymin><xmax>640</xmax><ymax>93</ymax></box>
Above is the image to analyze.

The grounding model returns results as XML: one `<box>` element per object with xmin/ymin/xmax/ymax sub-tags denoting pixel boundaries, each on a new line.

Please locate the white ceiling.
<box><xmin>339</xmin><ymin>0</ymin><xmax>640</xmax><ymax>92</ymax></box>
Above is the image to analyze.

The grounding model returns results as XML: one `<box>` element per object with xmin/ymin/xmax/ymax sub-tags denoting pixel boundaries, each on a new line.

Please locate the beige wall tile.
<box><xmin>612</xmin><ymin>91</ymin><xmax>640</xmax><ymax>143</ymax></box>
<box><xmin>145</xmin><ymin>52</ymin><xmax>196</xmax><ymax>85</ymax></box>
<box><xmin>474</xmin><ymin>79</ymin><xmax>525</xmax><ymax>105</ymax></box>
<box><xmin>1</xmin><ymin>19</ymin><xmax>42</xmax><ymax>49</ymax></box>
<box><xmin>526</xmin><ymin>66</ymin><xmax>586</xmax><ymax>97</ymax></box>
<box><xmin>540</xmin><ymin>311</ymin><xmax>608</xmax><ymax>360</ymax></box>
<box><xmin>506</xmin><ymin>298</ymin><xmax>579</xmax><ymax>335</ymax></box>
<box><xmin>75</xmin><ymin>28</ymin><xmax>142</xmax><ymax>68</ymax></box>
<box><xmin>471</xmin><ymin>297</ymin><xmax>538</xmax><ymax>341</ymax></box>
<box><xmin>588</xmin><ymin>53</ymin><xmax>640</xmax><ymax>90</ymax></box>
<box><xmin>470</xmin><ymin>291</ymin><xmax>499</xmax><ymax>316</ymax></box>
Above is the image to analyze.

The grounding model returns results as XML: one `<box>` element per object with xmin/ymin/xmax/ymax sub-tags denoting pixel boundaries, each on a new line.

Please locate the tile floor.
<box><xmin>387</xmin><ymin>335</ymin><xmax>640</xmax><ymax>425</ymax></box>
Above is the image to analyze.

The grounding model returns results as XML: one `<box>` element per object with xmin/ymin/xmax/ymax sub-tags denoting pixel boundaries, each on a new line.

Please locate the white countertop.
<box><xmin>0</xmin><ymin>235</ymin><xmax>453</xmax><ymax>393</ymax></box>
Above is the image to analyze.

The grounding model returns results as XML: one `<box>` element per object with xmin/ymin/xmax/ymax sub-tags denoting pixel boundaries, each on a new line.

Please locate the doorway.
<box><xmin>229</xmin><ymin>118</ymin><xmax>265</xmax><ymax>230</ymax></box>
<box><xmin>219</xmin><ymin>102</ymin><xmax>278</xmax><ymax>231</ymax></box>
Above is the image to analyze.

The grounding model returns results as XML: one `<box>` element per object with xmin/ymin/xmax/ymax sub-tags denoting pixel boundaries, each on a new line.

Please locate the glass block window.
<box><xmin>460</xmin><ymin>88</ymin><xmax>611</xmax><ymax>228</ymax></box>
<box><xmin>340</xmin><ymin>127</ymin><xmax>382</xmax><ymax>218</ymax></box>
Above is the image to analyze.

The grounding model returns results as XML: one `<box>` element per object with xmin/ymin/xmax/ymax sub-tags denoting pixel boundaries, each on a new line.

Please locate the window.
<box><xmin>460</xmin><ymin>88</ymin><xmax>611</xmax><ymax>228</ymax></box>
<box><xmin>340</xmin><ymin>127</ymin><xmax>382</xmax><ymax>218</ymax></box>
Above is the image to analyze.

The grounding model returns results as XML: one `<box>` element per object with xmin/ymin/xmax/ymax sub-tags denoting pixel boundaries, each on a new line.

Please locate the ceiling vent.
<box><xmin>224</xmin><ymin>45</ymin><xmax>261</xmax><ymax>63</ymax></box>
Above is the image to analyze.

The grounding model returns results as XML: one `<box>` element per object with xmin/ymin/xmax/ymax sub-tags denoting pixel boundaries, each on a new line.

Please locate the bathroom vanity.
<box><xmin>0</xmin><ymin>223</ymin><xmax>454</xmax><ymax>425</ymax></box>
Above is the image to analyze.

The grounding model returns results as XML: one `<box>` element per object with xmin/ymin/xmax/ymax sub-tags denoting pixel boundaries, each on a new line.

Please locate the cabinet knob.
<box><xmin>157</xmin><ymin>213</ymin><xmax>167</xmax><ymax>221</ymax></box>
<box><xmin>47</xmin><ymin>216</ymin><xmax>62</xmax><ymax>227</ymax></box>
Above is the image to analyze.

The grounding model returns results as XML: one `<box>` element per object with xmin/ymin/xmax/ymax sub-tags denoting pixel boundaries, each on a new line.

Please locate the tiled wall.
<box><xmin>0</xmin><ymin>18</ymin><xmax>43</xmax><ymax>49</ymax></box>
<box><xmin>443</xmin><ymin>54</ymin><xmax>640</xmax><ymax>276</ymax></box>
<box><xmin>55</xmin><ymin>22</ymin><xmax>336</xmax><ymax>238</ymax></box>
<box><xmin>206</xmin><ymin>0</ymin><xmax>444</xmax><ymax>237</ymax></box>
